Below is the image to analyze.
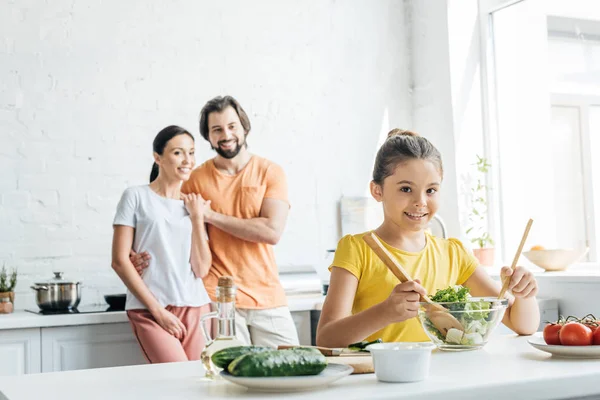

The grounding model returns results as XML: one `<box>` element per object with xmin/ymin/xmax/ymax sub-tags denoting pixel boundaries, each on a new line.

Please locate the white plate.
<box><xmin>527</xmin><ymin>332</ymin><xmax>600</xmax><ymax>358</ymax></box>
<box><xmin>220</xmin><ymin>363</ymin><xmax>353</xmax><ymax>392</ymax></box>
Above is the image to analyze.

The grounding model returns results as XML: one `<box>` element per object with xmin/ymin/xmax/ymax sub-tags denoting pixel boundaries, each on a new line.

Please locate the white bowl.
<box><xmin>522</xmin><ymin>248</ymin><xmax>588</xmax><ymax>271</ymax></box>
<box><xmin>366</xmin><ymin>342</ymin><xmax>435</xmax><ymax>383</ymax></box>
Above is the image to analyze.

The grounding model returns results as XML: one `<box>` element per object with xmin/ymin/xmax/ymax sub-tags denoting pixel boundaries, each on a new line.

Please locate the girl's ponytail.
<box><xmin>387</xmin><ymin>128</ymin><xmax>419</xmax><ymax>139</ymax></box>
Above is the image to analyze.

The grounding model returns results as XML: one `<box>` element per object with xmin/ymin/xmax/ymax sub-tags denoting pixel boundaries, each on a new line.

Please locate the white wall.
<box><xmin>0</xmin><ymin>0</ymin><xmax>413</xmax><ymax>309</ymax></box>
<box><xmin>409</xmin><ymin>0</ymin><xmax>463</xmax><ymax>240</ymax></box>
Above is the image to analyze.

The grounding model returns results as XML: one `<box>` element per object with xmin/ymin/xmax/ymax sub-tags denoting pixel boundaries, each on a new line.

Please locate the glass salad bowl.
<box><xmin>417</xmin><ymin>297</ymin><xmax>508</xmax><ymax>351</ymax></box>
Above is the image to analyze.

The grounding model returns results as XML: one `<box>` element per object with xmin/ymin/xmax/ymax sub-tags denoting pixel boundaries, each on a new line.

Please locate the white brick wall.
<box><xmin>1</xmin><ymin>0</ymin><xmax>412</xmax><ymax>310</ymax></box>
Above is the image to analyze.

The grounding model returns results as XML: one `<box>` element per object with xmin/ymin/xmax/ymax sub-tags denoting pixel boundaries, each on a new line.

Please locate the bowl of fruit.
<box><xmin>417</xmin><ymin>285</ymin><xmax>508</xmax><ymax>351</ymax></box>
<box><xmin>523</xmin><ymin>245</ymin><xmax>589</xmax><ymax>272</ymax></box>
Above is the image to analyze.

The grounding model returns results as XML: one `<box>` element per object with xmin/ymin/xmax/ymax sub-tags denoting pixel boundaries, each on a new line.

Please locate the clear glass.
<box><xmin>200</xmin><ymin>286</ymin><xmax>244</xmax><ymax>379</ymax></box>
<box><xmin>418</xmin><ymin>298</ymin><xmax>508</xmax><ymax>352</ymax></box>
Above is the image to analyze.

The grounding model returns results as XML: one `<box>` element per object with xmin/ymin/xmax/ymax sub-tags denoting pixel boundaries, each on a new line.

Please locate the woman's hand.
<box><xmin>382</xmin><ymin>280</ymin><xmax>428</xmax><ymax>323</ymax></box>
<box><xmin>182</xmin><ymin>193</ymin><xmax>211</xmax><ymax>220</ymax></box>
<box><xmin>501</xmin><ymin>266</ymin><xmax>538</xmax><ymax>298</ymax></box>
<box><xmin>152</xmin><ymin>308</ymin><xmax>187</xmax><ymax>340</ymax></box>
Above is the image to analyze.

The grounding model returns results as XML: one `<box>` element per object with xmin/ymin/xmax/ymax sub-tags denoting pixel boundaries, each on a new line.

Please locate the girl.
<box><xmin>111</xmin><ymin>125</ymin><xmax>212</xmax><ymax>363</ymax></box>
<box><xmin>317</xmin><ymin>129</ymin><xmax>540</xmax><ymax>347</ymax></box>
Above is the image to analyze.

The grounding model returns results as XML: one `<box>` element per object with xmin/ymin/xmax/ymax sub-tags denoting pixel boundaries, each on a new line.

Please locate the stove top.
<box><xmin>25</xmin><ymin>305</ymin><xmax>125</xmax><ymax>315</ymax></box>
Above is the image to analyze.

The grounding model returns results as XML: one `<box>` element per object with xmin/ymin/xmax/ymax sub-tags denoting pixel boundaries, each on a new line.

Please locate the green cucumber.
<box><xmin>348</xmin><ymin>338</ymin><xmax>382</xmax><ymax>351</ymax></box>
<box><xmin>227</xmin><ymin>347</ymin><xmax>327</xmax><ymax>377</ymax></box>
<box><xmin>211</xmin><ymin>346</ymin><xmax>271</xmax><ymax>369</ymax></box>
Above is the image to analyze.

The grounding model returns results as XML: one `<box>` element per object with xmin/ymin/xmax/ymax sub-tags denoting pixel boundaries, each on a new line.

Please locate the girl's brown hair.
<box><xmin>372</xmin><ymin>129</ymin><xmax>443</xmax><ymax>185</ymax></box>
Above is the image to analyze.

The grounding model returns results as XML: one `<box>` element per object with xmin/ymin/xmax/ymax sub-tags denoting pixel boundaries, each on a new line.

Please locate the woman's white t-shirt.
<box><xmin>113</xmin><ymin>185</ymin><xmax>211</xmax><ymax>310</ymax></box>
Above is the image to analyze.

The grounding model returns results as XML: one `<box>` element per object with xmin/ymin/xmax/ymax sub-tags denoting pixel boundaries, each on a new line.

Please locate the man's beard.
<box><xmin>214</xmin><ymin>139</ymin><xmax>243</xmax><ymax>159</ymax></box>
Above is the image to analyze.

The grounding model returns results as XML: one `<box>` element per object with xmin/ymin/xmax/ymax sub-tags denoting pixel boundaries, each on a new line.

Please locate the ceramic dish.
<box><xmin>523</xmin><ymin>248</ymin><xmax>588</xmax><ymax>271</ymax></box>
<box><xmin>367</xmin><ymin>342</ymin><xmax>435</xmax><ymax>382</ymax></box>
<box><xmin>219</xmin><ymin>363</ymin><xmax>353</xmax><ymax>392</ymax></box>
<box><xmin>528</xmin><ymin>332</ymin><xmax>600</xmax><ymax>358</ymax></box>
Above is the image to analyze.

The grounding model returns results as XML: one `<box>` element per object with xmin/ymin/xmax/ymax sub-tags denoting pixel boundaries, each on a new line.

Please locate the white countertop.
<box><xmin>0</xmin><ymin>309</ymin><xmax>129</xmax><ymax>330</ymax></box>
<box><xmin>1</xmin><ymin>334</ymin><xmax>599</xmax><ymax>400</ymax></box>
<box><xmin>0</xmin><ymin>295</ymin><xmax>325</xmax><ymax>330</ymax></box>
<box><xmin>484</xmin><ymin>263</ymin><xmax>600</xmax><ymax>283</ymax></box>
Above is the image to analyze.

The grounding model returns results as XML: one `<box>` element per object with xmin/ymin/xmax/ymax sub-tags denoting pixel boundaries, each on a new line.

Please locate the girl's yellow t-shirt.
<box><xmin>330</xmin><ymin>231</ymin><xmax>478</xmax><ymax>343</ymax></box>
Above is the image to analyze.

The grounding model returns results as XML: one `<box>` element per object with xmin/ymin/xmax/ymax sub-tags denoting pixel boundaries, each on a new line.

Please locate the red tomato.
<box><xmin>559</xmin><ymin>322</ymin><xmax>593</xmax><ymax>346</ymax></box>
<box><xmin>582</xmin><ymin>321</ymin><xmax>599</xmax><ymax>333</ymax></box>
<box><xmin>593</xmin><ymin>327</ymin><xmax>600</xmax><ymax>345</ymax></box>
<box><xmin>543</xmin><ymin>323</ymin><xmax>562</xmax><ymax>345</ymax></box>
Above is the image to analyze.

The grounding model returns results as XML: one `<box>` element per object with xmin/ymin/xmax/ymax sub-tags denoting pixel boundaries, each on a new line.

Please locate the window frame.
<box><xmin>478</xmin><ymin>0</ymin><xmax>526</xmax><ymax>262</ymax></box>
<box><xmin>479</xmin><ymin>0</ymin><xmax>600</xmax><ymax>264</ymax></box>
<box><xmin>550</xmin><ymin>93</ymin><xmax>600</xmax><ymax>262</ymax></box>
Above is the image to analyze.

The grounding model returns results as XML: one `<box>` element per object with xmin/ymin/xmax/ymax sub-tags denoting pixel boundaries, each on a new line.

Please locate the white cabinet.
<box><xmin>0</xmin><ymin>328</ymin><xmax>41</xmax><ymax>376</ymax></box>
<box><xmin>0</xmin><ymin>307</ymin><xmax>315</xmax><ymax>376</ymax></box>
<box><xmin>41</xmin><ymin>323</ymin><xmax>146</xmax><ymax>373</ymax></box>
<box><xmin>291</xmin><ymin>311</ymin><xmax>311</xmax><ymax>345</ymax></box>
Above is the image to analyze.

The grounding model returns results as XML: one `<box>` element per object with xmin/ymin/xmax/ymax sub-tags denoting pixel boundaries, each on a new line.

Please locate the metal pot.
<box><xmin>30</xmin><ymin>272</ymin><xmax>82</xmax><ymax>311</ymax></box>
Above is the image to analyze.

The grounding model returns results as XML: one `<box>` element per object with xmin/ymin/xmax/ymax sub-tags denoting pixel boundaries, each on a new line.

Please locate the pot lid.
<box><xmin>35</xmin><ymin>272</ymin><xmax>81</xmax><ymax>285</ymax></box>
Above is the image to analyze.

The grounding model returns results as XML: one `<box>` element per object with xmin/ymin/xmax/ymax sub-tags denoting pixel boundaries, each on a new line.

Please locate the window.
<box><xmin>482</xmin><ymin>0</ymin><xmax>600</xmax><ymax>265</ymax></box>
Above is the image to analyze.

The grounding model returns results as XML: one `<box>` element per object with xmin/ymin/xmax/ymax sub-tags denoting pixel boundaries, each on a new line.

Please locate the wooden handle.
<box><xmin>277</xmin><ymin>345</ymin><xmax>336</xmax><ymax>356</ymax></box>
<box><xmin>498</xmin><ymin>218</ymin><xmax>534</xmax><ymax>299</ymax></box>
<box><xmin>362</xmin><ymin>232</ymin><xmax>433</xmax><ymax>304</ymax></box>
<box><xmin>363</xmin><ymin>231</ymin><xmax>463</xmax><ymax>334</ymax></box>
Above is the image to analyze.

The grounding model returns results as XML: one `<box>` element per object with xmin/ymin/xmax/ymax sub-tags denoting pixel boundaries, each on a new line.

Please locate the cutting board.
<box><xmin>326</xmin><ymin>355</ymin><xmax>374</xmax><ymax>374</ymax></box>
<box><xmin>277</xmin><ymin>345</ymin><xmax>374</xmax><ymax>375</ymax></box>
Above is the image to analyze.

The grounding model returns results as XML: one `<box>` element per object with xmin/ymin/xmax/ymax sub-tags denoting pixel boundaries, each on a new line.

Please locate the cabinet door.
<box><xmin>291</xmin><ymin>311</ymin><xmax>312</xmax><ymax>346</ymax></box>
<box><xmin>0</xmin><ymin>328</ymin><xmax>41</xmax><ymax>376</ymax></box>
<box><xmin>41</xmin><ymin>323</ymin><xmax>146</xmax><ymax>373</ymax></box>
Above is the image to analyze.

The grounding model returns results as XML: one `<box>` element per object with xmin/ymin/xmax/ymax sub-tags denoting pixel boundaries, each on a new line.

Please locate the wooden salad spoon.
<box><xmin>498</xmin><ymin>219</ymin><xmax>534</xmax><ymax>299</ymax></box>
<box><xmin>362</xmin><ymin>232</ymin><xmax>464</xmax><ymax>337</ymax></box>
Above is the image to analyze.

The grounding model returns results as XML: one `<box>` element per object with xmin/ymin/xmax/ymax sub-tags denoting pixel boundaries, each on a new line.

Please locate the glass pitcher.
<box><xmin>200</xmin><ymin>276</ymin><xmax>244</xmax><ymax>378</ymax></box>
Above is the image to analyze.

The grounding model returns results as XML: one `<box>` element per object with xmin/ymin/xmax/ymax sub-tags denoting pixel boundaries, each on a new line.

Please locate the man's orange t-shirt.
<box><xmin>181</xmin><ymin>155</ymin><xmax>288</xmax><ymax>309</ymax></box>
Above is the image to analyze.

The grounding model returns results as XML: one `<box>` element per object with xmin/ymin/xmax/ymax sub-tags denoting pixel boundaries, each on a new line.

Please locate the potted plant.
<box><xmin>0</xmin><ymin>265</ymin><xmax>17</xmax><ymax>313</ymax></box>
<box><xmin>465</xmin><ymin>155</ymin><xmax>495</xmax><ymax>266</ymax></box>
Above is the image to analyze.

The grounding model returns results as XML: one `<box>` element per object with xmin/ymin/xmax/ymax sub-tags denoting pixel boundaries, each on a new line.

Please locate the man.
<box><xmin>132</xmin><ymin>95</ymin><xmax>299</xmax><ymax>347</ymax></box>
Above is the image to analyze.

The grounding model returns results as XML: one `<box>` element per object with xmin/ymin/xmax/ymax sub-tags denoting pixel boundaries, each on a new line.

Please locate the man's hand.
<box><xmin>129</xmin><ymin>250</ymin><xmax>150</xmax><ymax>276</ymax></box>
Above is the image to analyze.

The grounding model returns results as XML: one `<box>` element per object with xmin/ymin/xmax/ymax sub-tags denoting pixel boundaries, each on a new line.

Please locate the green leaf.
<box><xmin>431</xmin><ymin>286</ymin><xmax>471</xmax><ymax>303</ymax></box>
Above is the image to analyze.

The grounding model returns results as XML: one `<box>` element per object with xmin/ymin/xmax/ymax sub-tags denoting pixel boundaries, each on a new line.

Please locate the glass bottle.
<box><xmin>200</xmin><ymin>276</ymin><xmax>244</xmax><ymax>379</ymax></box>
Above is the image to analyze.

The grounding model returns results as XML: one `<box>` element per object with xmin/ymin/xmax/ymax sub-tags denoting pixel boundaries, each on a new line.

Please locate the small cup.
<box><xmin>366</xmin><ymin>342</ymin><xmax>435</xmax><ymax>383</ymax></box>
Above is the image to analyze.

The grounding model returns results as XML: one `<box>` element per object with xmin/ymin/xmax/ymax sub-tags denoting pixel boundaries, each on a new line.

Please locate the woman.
<box><xmin>317</xmin><ymin>129</ymin><xmax>540</xmax><ymax>347</ymax></box>
<box><xmin>111</xmin><ymin>125</ymin><xmax>212</xmax><ymax>363</ymax></box>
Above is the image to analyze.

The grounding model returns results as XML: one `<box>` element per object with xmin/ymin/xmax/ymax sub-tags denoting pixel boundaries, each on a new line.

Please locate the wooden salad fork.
<box><xmin>362</xmin><ymin>232</ymin><xmax>464</xmax><ymax>337</ymax></box>
<box><xmin>498</xmin><ymin>219</ymin><xmax>534</xmax><ymax>299</ymax></box>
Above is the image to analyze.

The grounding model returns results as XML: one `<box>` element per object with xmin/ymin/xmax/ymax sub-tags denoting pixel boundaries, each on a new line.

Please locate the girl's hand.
<box><xmin>383</xmin><ymin>279</ymin><xmax>428</xmax><ymax>323</ymax></box>
<box><xmin>501</xmin><ymin>266</ymin><xmax>538</xmax><ymax>298</ymax></box>
<box><xmin>182</xmin><ymin>193</ymin><xmax>211</xmax><ymax>220</ymax></box>
<box><xmin>153</xmin><ymin>308</ymin><xmax>187</xmax><ymax>340</ymax></box>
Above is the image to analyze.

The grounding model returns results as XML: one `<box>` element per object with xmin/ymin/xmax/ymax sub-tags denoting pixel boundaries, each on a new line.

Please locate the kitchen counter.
<box><xmin>1</xmin><ymin>334</ymin><xmax>599</xmax><ymax>400</ymax></box>
<box><xmin>0</xmin><ymin>309</ymin><xmax>128</xmax><ymax>330</ymax></box>
<box><xmin>485</xmin><ymin>263</ymin><xmax>600</xmax><ymax>283</ymax></box>
<box><xmin>0</xmin><ymin>295</ymin><xmax>325</xmax><ymax>330</ymax></box>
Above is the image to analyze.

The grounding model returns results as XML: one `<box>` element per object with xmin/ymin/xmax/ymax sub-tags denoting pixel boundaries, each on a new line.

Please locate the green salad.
<box><xmin>423</xmin><ymin>285</ymin><xmax>494</xmax><ymax>346</ymax></box>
